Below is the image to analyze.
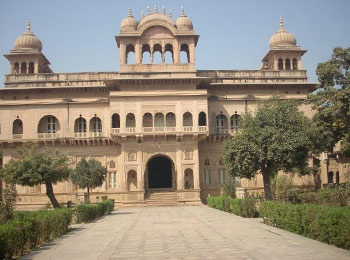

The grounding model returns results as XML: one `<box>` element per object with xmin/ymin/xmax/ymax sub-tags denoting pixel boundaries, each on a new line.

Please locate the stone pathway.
<box><xmin>21</xmin><ymin>206</ymin><xmax>350</xmax><ymax>260</ymax></box>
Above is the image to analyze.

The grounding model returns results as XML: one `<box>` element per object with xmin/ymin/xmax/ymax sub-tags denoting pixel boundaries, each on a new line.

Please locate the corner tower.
<box><xmin>4</xmin><ymin>20</ymin><xmax>52</xmax><ymax>75</ymax></box>
<box><xmin>116</xmin><ymin>6</ymin><xmax>199</xmax><ymax>73</ymax></box>
<box><xmin>261</xmin><ymin>17</ymin><xmax>306</xmax><ymax>71</ymax></box>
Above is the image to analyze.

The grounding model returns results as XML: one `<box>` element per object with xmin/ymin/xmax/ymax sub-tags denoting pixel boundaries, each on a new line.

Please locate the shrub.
<box><xmin>230</xmin><ymin>198</ymin><xmax>259</xmax><ymax>218</ymax></box>
<box><xmin>259</xmin><ymin>201</ymin><xmax>350</xmax><ymax>249</ymax></box>
<box><xmin>0</xmin><ymin>184</ymin><xmax>17</xmax><ymax>224</ymax></box>
<box><xmin>207</xmin><ymin>196</ymin><xmax>258</xmax><ymax>217</ymax></box>
<box><xmin>74</xmin><ymin>199</ymin><xmax>115</xmax><ymax>223</ymax></box>
<box><xmin>207</xmin><ymin>195</ymin><xmax>229</xmax><ymax>211</ymax></box>
<box><xmin>273</xmin><ymin>175</ymin><xmax>300</xmax><ymax>203</ymax></box>
<box><xmin>0</xmin><ymin>208</ymin><xmax>72</xmax><ymax>259</ymax></box>
<box><xmin>298</xmin><ymin>186</ymin><xmax>350</xmax><ymax>206</ymax></box>
<box><xmin>223</xmin><ymin>183</ymin><xmax>236</xmax><ymax>198</ymax></box>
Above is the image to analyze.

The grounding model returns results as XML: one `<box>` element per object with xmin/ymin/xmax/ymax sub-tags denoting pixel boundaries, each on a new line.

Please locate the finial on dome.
<box><xmin>155</xmin><ymin>5</ymin><xmax>158</xmax><ymax>13</ymax></box>
<box><xmin>169</xmin><ymin>9</ymin><xmax>172</xmax><ymax>18</ymax></box>
<box><xmin>162</xmin><ymin>5</ymin><xmax>166</xmax><ymax>14</ymax></box>
<box><xmin>128</xmin><ymin>8</ymin><xmax>132</xmax><ymax>17</ymax></box>
<box><xmin>181</xmin><ymin>6</ymin><xmax>185</xmax><ymax>16</ymax></box>
<box><xmin>26</xmin><ymin>19</ymin><xmax>31</xmax><ymax>31</ymax></box>
<box><xmin>141</xmin><ymin>10</ymin><xmax>144</xmax><ymax>19</ymax></box>
<box><xmin>147</xmin><ymin>6</ymin><xmax>151</xmax><ymax>15</ymax></box>
<box><xmin>279</xmin><ymin>16</ymin><xmax>284</xmax><ymax>28</ymax></box>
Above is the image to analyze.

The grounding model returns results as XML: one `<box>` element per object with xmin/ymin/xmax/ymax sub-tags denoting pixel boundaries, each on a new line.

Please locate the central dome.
<box><xmin>269</xmin><ymin>17</ymin><xmax>296</xmax><ymax>49</ymax></box>
<box><xmin>14</xmin><ymin>20</ymin><xmax>42</xmax><ymax>52</ymax></box>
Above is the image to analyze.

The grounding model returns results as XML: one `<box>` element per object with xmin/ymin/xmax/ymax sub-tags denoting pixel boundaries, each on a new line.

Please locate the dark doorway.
<box><xmin>148</xmin><ymin>156</ymin><xmax>172</xmax><ymax>189</ymax></box>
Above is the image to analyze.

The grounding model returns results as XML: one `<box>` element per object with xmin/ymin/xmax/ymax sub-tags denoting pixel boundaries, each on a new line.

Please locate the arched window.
<box><xmin>142</xmin><ymin>44</ymin><xmax>151</xmax><ymax>64</ymax></box>
<box><xmin>153</xmin><ymin>44</ymin><xmax>162</xmax><ymax>64</ymax></box>
<box><xmin>166</xmin><ymin>112</ymin><xmax>176</xmax><ymax>127</ymax></box>
<box><xmin>38</xmin><ymin>115</ymin><xmax>60</xmax><ymax>134</ymax></box>
<box><xmin>90</xmin><ymin>116</ymin><xmax>102</xmax><ymax>132</ymax></box>
<box><xmin>285</xmin><ymin>58</ymin><xmax>291</xmax><ymax>70</ymax></box>
<box><xmin>74</xmin><ymin>117</ymin><xmax>86</xmax><ymax>133</ymax></box>
<box><xmin>126</xmin><ymin>44</ymin><xmax>135</xmax><ymax>64</ymax></box>
<box><xmin>12</xmin><ymin>119</ymin><xmax>23</xmax><ymax>134</ymax></box>
<box><xmin>230</xmin><ymin>113</ymin><xmax>241</xmax><ymax>130</ymax></box>
<box><xmin>278</xmin><ymin>59</ymin><xmax>283</xmax><ymax>70</ymax></box>
<box><xmin>204</xmin><ymin>158</ymin><xmax>210</xmax><ymax>166</ymax></box>
<box><xmin>111</xmin><ymin>113</ymin><xmax>120</xmax><ymax>128</ymax></box>
<box><xmin>154</xmin><ymin>113</ymin><xmax>165</xmax><ymax>128</ymax></box>
<box><xmin>198</xmin><ymin>112</ymin><xmax>207</xmax><ymax>126</ymax></box>
<box><xmin>293</xmin><ymin>58</ymin><xmax>298</xmax><ymax>70</ymax></box>
<box><xmin>126</xmin><ymin>113</ymin><xmax>136</xmax><ymax>128</ymax></box>
<box><xmin>183</xmin><ymin>112</ymin><xmax>193</xmax><ymax>126</ymax></box>
<box><xmin>218</xmin><ymin>169</ymin><xmax>226</xmax><ymax>185</ymax></box>
<box><xmin>216</xmin><ymin>114</ymin><xmax>228</xmax><ymax>133</ymax></box>
<box><xmin>328</xmin><ymin>171</ymin><xmax>334</xmax><ymax>184</ymax></box>
<box><xmin>165</xmin><ymin>44</ymin><xmax>173</xmax><ymax>64</ymax></box>
<box><xmin>14</xmin><ymin>62</ymin><xmax>19</xmax><ymax>74</ymax></box>
<box><xmin>143</xmin><ymin>113</ymin><xmax>153</xmax><ymax>127</ymax></box>
<box><xmin>203</xmin><ymin>169</ymin><xmax>211</xmax><ymax>185</ymax></box>
<box><xmin>180</xmin><ymin>44</ymin><xmax>189</xmax><ymax>63</ymax></box>
<box><xmin>21</xmin><ymin>62</ymin><xmax>27</xmax><ymax>74</ymax></box>
<box><xmin>28</xmin><ymin>62</ymin><xmax>34</xmax><ymax>74</ymax></box>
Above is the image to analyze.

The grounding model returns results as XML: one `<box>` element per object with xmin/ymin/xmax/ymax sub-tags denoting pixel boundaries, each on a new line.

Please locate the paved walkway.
<box><xmin>21</xmin><ymin>206</ymin><xmax>350</xmax><ymax>260</ymax></box>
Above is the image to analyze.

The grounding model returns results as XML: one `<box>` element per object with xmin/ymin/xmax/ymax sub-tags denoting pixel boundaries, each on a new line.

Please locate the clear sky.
<box><xmin>0</xmin><ymin>0</ymin><xmax>349</xmax><ymax>86</ymax></box>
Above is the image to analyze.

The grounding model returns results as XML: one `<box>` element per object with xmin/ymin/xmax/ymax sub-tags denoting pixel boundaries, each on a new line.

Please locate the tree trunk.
<box><xmin>86</xmin><ymin>187</ymin><xmax>90</xmax><ymax>203</ymax></box>
<box><xmin>262</xmin><ymin>171</ymin><xmax>273</xmax><ymax>200</ymax></box>
<box><xmin>45</xmin><ymin>181</ymin><xmax>61</xmax><ymax>208</ymax></box>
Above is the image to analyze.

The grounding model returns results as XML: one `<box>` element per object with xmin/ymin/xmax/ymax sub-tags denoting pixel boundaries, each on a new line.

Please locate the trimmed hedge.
<box><xmin>0</xmin><ymin>208</ymin><xmax>72</xmax><ymax>259</ymax></box>
<box><xmin>298</xmin><ymin>188</ymin><xmax>350</xmax><ymax>207</ymax></box>
<box><xmin>207</xmin><ymin>195</ymin><xmax>259</xmax><ymax>218</ymax></box>
<box><xmin>230</xmin><ymin>198</ymin><xmax>259</xmax><ymax>218</ymax></box>
<box><xmin>75</xmin><ymin>199</ymin><xmax>115</xmax><ymax>223</ymax></box>
<box><xmin>259</xmin><ymin>201</ymin><xmax>350</xmax><ymax>250</ymax></box>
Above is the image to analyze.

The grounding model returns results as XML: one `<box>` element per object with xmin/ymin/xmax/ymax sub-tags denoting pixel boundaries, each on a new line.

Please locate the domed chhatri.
<box><xmin>14</xmin><ymin>20</ymin><xmax>42</xmax><ymax>52</ymax></box>
<box><xmin>269</xmin><ymin>17</ymin><xmax>296</xmax><ymax>49</ymax></box>
<box><xmin>120</xmin><ymin>8</ymin><xmax>138</xmax><ymax>31</ymax></box>
<box><xmin>175</xmin><ymin>6</ymin><xmax>193</xmax><ymax>30</ymax></box>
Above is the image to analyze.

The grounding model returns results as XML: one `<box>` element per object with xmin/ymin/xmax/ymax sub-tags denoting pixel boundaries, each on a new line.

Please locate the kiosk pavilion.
<box><xmin>1</xmin><ymin>7</ymin><xmax>343</xmax><ymax>208</ymax></box>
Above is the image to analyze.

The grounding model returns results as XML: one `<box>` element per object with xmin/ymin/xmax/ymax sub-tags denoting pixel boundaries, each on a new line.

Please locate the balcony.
<box><xmin>110</xmin><ymin>126</ymin><xmax>208</xmax><ymax>135</ymax></box>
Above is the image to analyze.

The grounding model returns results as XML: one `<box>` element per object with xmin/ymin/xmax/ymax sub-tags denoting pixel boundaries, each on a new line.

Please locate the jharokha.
<box><xmin>0</xmin><ymin>6</ymin><xmax>347</xmax><ymax>208</ymax></box>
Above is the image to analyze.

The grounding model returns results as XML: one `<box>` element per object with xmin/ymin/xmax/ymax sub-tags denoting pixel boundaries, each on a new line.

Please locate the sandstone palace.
<box><xmin>0</xmin><ymin>7</ymin><xmax>345</xmax><ymax>208</ymax></box>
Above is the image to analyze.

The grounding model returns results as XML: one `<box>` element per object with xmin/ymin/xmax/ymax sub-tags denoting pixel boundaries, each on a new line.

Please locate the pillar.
<box><xmin>193</xmin><ymin>145</ymin><xmax>200</xmax><ymax>189</ymax></box>
<box><xmin>176</xmin><ymin>148</ymin><xmax>183</xmax><ymax>190</ymax></box>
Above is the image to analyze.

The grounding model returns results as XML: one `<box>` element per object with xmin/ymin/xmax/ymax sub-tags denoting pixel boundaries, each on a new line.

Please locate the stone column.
<box><xmin>176</xmin><ymin>148</ymin><xmax>183</xmax><ymax>190</ymax></box>
<box><xmin>193</xmin><ymin>144</ymin><xmax>200</xmax><ymax>189</ymax></box>
<box><xmin>120</xmin><ymin>144</ymin><xmax>128</xmax><ymax>192</ymax></box>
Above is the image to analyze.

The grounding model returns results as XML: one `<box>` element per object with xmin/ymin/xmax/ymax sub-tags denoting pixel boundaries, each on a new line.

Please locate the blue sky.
<box><xmin>0</xmin><ymin>0</ymin><xmax>349</xmax><ymax>86</ymax></box>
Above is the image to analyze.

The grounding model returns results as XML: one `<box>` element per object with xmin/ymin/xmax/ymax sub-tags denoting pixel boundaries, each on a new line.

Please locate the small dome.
<box><xmin>269</xmin><ymin>17</ymin><xmax>296</xmax><ymax>48</ymax></box>
<box><xmin>14</xmin><ymin>20</ymin><xmax>42</xmax><ymax>52</ymax></box>
<box><xmin>175</xmin><ymin>6</ymin><xmax>193</xmax><ymax>30</ymax></box>
<box><xmin>121</xmin><ymin>9</ymin><xmax>137</xmax><ymax>31</ymax></box>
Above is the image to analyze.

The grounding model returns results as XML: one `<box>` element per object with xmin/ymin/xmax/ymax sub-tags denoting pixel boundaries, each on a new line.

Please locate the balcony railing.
<box><xmin>38</xmin><ymin>133</ymin><xmax>60</xmax><ymax>139</ymax></box>
<box><xmin>74</xmin><ymin>132</ymin><xmax>87</xmax><ymax>138</ymax></box>
<box><xmin>126</xmin><ymin>127</ymin><xmax>136</xmax><ymax>133</ymax></box>
<box><xmin>111</xmin><ymin>128</ymin><xmax>120</xmax><ymax>134</ymax></box>
<box><xmin>198</xmin><ymin>126</ymin><xmax>207</xmax><ymax>132</ymax></box>
<box><xmin>183</xmin><ymin>126</ymin><xmax>193</xmax><ymax>132</ymax></box>
<box><xmin>89</xmin><ymin>131</ymin><xmax>103</xmax><ymax>137</ymax></box>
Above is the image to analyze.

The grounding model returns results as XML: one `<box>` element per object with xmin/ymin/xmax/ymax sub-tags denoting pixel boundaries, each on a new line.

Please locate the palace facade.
<box><xmin>1</xmin><ymin>7</ymin><xmax>346</xmax><ymax>208</ymax></box>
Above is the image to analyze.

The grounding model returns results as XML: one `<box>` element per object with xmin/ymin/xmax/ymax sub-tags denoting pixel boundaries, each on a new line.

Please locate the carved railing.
<box><xmin>197</xmin><ymin>70</ymin><xmax>307</xmax><ymax>79</ymax></box>
<box><xmin>5</xmin><ymin>72</ymin><xmax>119</xmax><ymax>83</ymax></box>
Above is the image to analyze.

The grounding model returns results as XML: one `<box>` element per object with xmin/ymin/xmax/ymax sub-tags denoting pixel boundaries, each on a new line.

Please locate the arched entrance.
<box><xmin>147</xmin><ymin>155</ymin><xmax>174</xmax><ymax>189</ymax></box>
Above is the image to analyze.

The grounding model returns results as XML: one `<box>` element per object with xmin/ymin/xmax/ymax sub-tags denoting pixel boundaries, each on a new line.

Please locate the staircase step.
<box><xmin>145</xmin><ymin>191</ymin><xmax>178</xmax><ymax>207</ymax></box>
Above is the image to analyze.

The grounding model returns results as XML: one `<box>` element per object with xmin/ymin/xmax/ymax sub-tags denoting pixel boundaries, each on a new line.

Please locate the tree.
<box><xmin>307</xmin><ymin>47</ymin><xmax>350</xmax><ymax>156</ymax></box>
<box><xmin>0</xmin><ymin>184</ymin><xmax>17</xmax><ymax>224</ymax></box>
<box><xmin>0</xmin><ymin>143</ymin><xmax>72</xmax><ymax>208</ymax></box>
<box><xmin>70</xmin><ymin>158</ymin><xmax>107</xmax><ymax>202</ymax></box>
<box><xmin>223</xmin><ymin>98</ymin><xmax>311</xmax><ymax>200</ymax></box>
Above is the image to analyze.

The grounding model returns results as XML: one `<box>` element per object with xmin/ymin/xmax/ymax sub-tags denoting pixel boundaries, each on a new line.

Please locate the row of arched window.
<box><xmin>11</xmin><ymin>112</ymin><xmax>208</xmax><ymax>135</ymax></box>
<box><xmin>125</xmin><ymin>43</ymin><xmax>190</xmax><ymax>64</ymax></box>
<box><xmin>215</xmin><ymin>113</ymin><xmax>242</xmax><ymax>132</ymax></box>
<box><xmin>13</xmin><ymin>62</ymin><xmax>35</xmax><ymax>74</ymax></box>
<box><xmin>278</xmin><ymin>58</ymin><xmax>298</xmax><ymax>70</ymax></box>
